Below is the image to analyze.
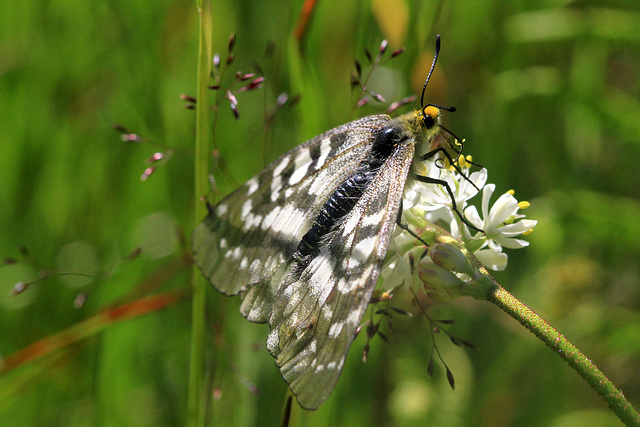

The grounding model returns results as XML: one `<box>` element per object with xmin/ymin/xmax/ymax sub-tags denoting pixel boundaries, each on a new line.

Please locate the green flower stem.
<box><xmin>414</xmin><ymin>222</ymin><xmax>638</xmax><ymax>425</ymax></box>
<box><xmin>189</xmin><ymin>1</ymin><xmax>212</xmax><ymax>426</ymax></box>
<box><xmin>488</xmin><ymin>285</ymin><xmax>639</xmax><ymax>426</ymax></box>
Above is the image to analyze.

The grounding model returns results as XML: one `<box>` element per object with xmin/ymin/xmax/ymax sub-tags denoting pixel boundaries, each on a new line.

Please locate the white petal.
<box><xmin>449</xmin><ymin>218</ymin><xmax>461</xmax><ymax>239</ymax></box>
<box><xmin>463</xmin><ymin>205</ymin><xmax>484</xmax><ymax>229</ymax></box>
<box><xmin>474</xmin><ymin>249</ymin><xmax>508</xmax><ymax>271</ymax></box>
<box><xmin>495</xmin><ymin>235</ymin><xmax>530</xmax><ymax>249</ymax></box>
<box><xmin>470</xmin><ymin>169</ymin><xmax>488</xmax><ymax>189</ymax></box>
<box><xmin>481</xmin><ymin>184</ymin><xmax>495</xmax><ymax>220</ymax></box>
<box><xmin>403</xmin><ymin>187</ymin><xmax>420</xmax><ymax>211</ymax></box>
<box><xmin>458</xmin><ymin>169</ymin><xmax>487</xmax><ymax>201</ymax></box>
<box><xmin>487</xmin><ymin>239</ymin><xmax>503</xmax><ymax>251</ymax></box>
<box><xmin>495</xmin><ymin>218</ymin><xmax>537</xmax><ymax>238</ymax></box>
<box><xmin>486</xmin><ymin>193</ymin><xmax>518</xmax><ymax>229</ymax></box>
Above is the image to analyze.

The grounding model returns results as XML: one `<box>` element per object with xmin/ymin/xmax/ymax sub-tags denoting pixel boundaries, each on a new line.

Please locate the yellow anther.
<box><xmin>507</xmin><ymin>189</ymin><xmax>515</xmax><ymax>196</ymax></box>
<box><xmin>523</xmin><ymin>229</ymin><xmax>533</xmax><ymax>236</ymax></box>
<box><xmin>518</xmin><ymin>201</ymin><xmax>530</xmax><ymax>209</ymax></box>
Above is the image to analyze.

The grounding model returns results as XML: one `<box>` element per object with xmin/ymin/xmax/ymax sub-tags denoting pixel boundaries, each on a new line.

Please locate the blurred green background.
<box><xmin>1</xmin><ymin>0</ymin><xmax>639</xmax><ymax>426</ymax></box>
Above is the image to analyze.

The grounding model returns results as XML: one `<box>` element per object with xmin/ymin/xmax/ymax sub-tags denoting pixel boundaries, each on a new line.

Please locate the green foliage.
<box><xmin>1</xmin><ymin>0</ymin><xmax>638</xmax><ymax>426</ymax></box>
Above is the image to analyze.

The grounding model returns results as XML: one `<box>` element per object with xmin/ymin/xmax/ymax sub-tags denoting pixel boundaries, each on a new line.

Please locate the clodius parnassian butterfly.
<box><xmin>192</xmin><ymin>35</ymin><xmax>470</xmax><ymax>410</ymax></box>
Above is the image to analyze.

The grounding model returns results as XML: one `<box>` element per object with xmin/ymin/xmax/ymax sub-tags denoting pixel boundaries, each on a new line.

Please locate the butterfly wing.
<box><xmin>266</xmin><ymin>138</ymin><xmax>416</xmax><ymax>409</ymax></box>
<box><xmin>192</xmin><ymin>115</ymin><xmax>390</xmax><ymax>322</ymax></box>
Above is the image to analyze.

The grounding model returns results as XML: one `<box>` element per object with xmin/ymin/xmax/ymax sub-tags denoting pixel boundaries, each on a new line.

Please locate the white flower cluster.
<box><xmin>381</xmin><ymin>159</ymin><xmax>537</xmax><ymax>292</ymax></box>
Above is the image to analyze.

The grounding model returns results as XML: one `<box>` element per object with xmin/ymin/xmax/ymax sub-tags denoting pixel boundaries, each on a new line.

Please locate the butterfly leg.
<box><xmin>395</xmin><ymin>200</ymin><xmax>432</xmax><ymax>250</ymax></box>
<box><xmin>414</xmin><ymin>174</ymin><xmax>483</xmax><ymax>233</ymax></box>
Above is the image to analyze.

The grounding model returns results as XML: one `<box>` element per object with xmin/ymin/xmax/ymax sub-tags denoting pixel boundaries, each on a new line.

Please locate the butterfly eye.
<box><xmin>422</xmin><ymin>114</ymin><xmax>435</xmax><ymax>129</ymax></box>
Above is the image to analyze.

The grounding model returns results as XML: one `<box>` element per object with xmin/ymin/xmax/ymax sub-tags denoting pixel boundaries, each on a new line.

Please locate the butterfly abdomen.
<box><xmin>295</xmin><ymin>171</ymin><xmax>370</xmax><ymax>259</ymax></box>
<box><xmin>294</xmin><ymin>123</ymin><xmax>411</xmax><ymax>260</ymax></box>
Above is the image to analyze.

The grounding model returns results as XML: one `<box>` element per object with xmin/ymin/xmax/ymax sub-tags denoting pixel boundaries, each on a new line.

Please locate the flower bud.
<box><xmin>428</xmin><ymin>243</ymin><xmax>474</xmax><ymax>276</ymax></box>
<box><xmin>417</xmin><ymin>261</ymin><xmax>465</xmax><ymax>300</ymax></box>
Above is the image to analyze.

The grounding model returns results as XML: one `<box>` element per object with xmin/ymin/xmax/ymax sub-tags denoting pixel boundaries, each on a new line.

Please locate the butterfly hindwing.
<box><xmin>265</xmin><ymin>137</ymin><xmax>416</xmax><ymax>409</ymax></box>
<box><xmin>192</xmin><ymin>114</ymin><xmax>391</xmax><ymax>322</ymax></box>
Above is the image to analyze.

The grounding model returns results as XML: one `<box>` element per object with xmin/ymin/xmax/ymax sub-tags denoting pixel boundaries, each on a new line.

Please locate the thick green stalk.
<box><xmin>489</xmin><ymin>286</ymin><xmax>639</xmax><ymax>426</ymax></box>
<box><xmin>189</xmin><ymin>1</ymin><xmax>212</xmax><ymax>426</ymax></box>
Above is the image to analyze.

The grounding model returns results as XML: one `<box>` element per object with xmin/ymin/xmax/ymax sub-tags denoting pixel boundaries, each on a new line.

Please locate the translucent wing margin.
<box><xmin>266</xmin><ymin>139</ymin><xmax>416</xmax><ymax>410</ymax></box>
<box><xmin>192</xmin><ymin>115</ymin><xmax>390</xmax><ymax>322</ymax></box>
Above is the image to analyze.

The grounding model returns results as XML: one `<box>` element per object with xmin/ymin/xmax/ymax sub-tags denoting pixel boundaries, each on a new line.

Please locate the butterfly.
<box><xmin>192</xmin><ymin>35</ymin><xmax>471</xmax><ymax>410</ymax></box>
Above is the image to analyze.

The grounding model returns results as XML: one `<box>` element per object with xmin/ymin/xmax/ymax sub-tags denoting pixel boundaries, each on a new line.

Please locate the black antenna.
<box><xmin>420</xmin><ymin>34</ymin><xmax>441</xmax><ymax>108</ymax></box>
<box><xmin>421</xmin><ymin>35</ymin><xmax>456</xmax><ymax>113</ymax></box>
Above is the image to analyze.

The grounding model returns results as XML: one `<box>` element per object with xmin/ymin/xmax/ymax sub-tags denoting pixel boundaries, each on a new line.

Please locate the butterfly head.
<box><xmin>419</xmin><ymin>105</ymin><xmax>441</xmax><ymax>130</ymax></box>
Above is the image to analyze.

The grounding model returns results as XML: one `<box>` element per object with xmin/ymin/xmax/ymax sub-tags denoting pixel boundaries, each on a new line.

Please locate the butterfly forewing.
<box><xmin>265</xmin><ymin>139</ymin><xmax>416</xmax><ymax>409</ymax></box>
<box><xmin>192</xmin><ymin>114</ymin><xmax>391</xmax><ymax>322</ymax></box>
